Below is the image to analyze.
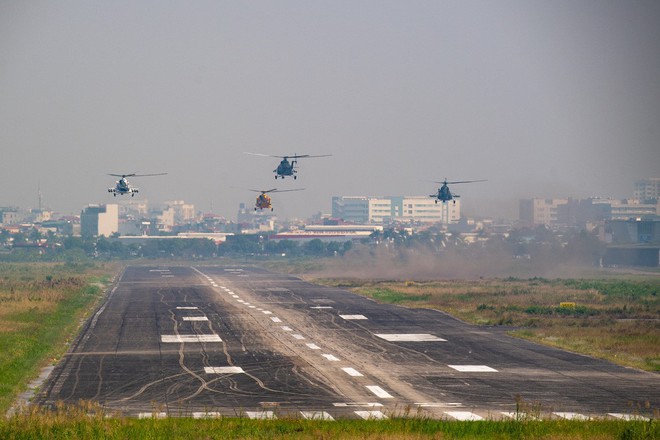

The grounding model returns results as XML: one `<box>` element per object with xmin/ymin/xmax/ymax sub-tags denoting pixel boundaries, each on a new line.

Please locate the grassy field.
<box><xmin>1</xmin><ymin>403</ymin><xmax>657</xmax><ymax>439</ymax></box>
<box><xmin>314</xmin><ymin>277</ymin><xmax>660</xmax><ymax>372</ymax></box>
<box><xmin>0</xmin><ymin>262</ymin><xmax>121</xmax><ymax>415</ymax></box>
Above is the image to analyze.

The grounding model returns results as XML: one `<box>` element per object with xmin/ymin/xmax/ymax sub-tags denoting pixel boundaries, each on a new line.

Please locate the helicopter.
<box><xmin>250</xmin><ymin>188</ymin><xmax>304</xmax><ymax>211</ymax></box>
<box><xmin>430</xmin><ymin>179</ymin><xmax>486</xmax><ymax>204</ymax></box>
<box><xmin>245</xmin><ymin>153</ymin><xmax>331</xmax><ymax>179</ymax></box>
<box><xmin>107</xmin><ymin>173</ymin><xmax>167</xmax><ymax>197</ymax></box>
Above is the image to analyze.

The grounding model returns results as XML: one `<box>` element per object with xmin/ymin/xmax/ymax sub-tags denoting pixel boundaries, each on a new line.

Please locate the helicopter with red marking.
<box><xmin>430</xmin><ymin>179</ymin><xmax>486</xmax><ymax>204</ymax></box>
<box><xmin>250</xmin><ymin>188</ymin><xmax>305</xmax><ymax>211</ymax></box>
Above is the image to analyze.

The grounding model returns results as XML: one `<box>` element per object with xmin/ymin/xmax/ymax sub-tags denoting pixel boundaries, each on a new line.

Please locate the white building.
<box><xmin>80</xmin><ymin>204</ymin><xmax>118</xmax><ymax>237</ymax></box>
<box><xmin>332</xmin><ymin>196</ymin><xmax>460</xmax><ymax>224</ymax></box>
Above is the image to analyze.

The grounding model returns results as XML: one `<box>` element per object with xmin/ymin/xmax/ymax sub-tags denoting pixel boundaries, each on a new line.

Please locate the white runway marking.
<box><xmin>554</xmin><ymin>412</ymin><xmax>590</xmax><ymax>420</ymax></box>
<box><xmin>341</xmin><ymin>367</ymin><xmax>363</xmax><ymax>377</ymax></box>
<box><xmin>182</xmin><ymin>316</ymin><xmax>208</xmax><ymax>321</ymax></box>
<box><xmin>249</xmin><ymin>305</ymin><xmax>257</xmax><ymax>308</ymax></box>
<box><xmin>262</xmin><ymin>310</ymin><xmax>273</xmax><ymax>315</ymax></box>
<box><xmin>500</xmin><ymin>411</ymin><xmax>537</xmax><ymax>420</ymax></box>
<box><xmin>161</xmin><ymin>275</ymin><xmax>175</xmax><ymax>278</ymax></box>
<box><xmin>192</xmin><ymin>412</ymin><xmax>222</xmax><ymax>419</ymax></box>
<box><xmin>176</xmin><ymin>306</ymin><xmax>198</xmax><ymax>310</ymax></box>
<box><xmin>333</xmin><ymin>402</ymin><xmax>382</xmax><ymax>407</ymax></box>
<box><xmin>245</xmin><ymin>411</ymin><xmax>275</xmax><ymax>419</ymax></box>
<box><xmin>339</xmin><ymin>314</ymin><xmax>368</xmax><ymax>320</ymax></box>
<box><xmin>445</xmin><ymin>411</ymin><xmax>484</xmax><ymax>421</ymax></box>
<box><xmin>416</xmin><ymin>402</ymin><xmax>463</xmax><ymax>408</ymax></box>
<box><xmin>161</xmin><ymin>335</ymin><xmax>222</xmax><ymax>343</ymax></box>
<box><xmin>306</xmin><ymin>343</ymin><xmax>321</xmax><ymax>350</ymax></box>
<box><xmin>231</xmin><ymin>295</ymin><xmax>239</xmax><ymax>298</ymax></box>
<box><xmin>280</xmin><ymin>326</ymin><xmax>292</xmax><ymax>331</ymax></box>
<box><xmin>355</xmin><ymin>410</ymin><xmax>387</xmax><ymax>420</ymax></box>
<box><xmin>448</xmin><ymin>365</ymin><xmax>497</xmax><ymax>372</ymax></box>
<box><xmin>271</xmin><ymin>317</ymin><xmax>282</xmax><ymax>323</ymax></box>
<box><xmin>310</xmin><ymin>306</ymin><xmax>333</xmax><ymax>309</ymax></box>
<box><xmin>608</xmin><ymin>413</ymin><xmax>650</xmax><ymax>421</ymax></box>
<box><xmin>292</xmin><ymin>334</ymin><xmax>305</xmax><ymax>340</ymax></box>
<box><xmin>365</xmin><ymin>385</ymin><xmax>393</xmax><ymax>399</ymax></box>
<box><xmin>322</xmin><ymin>354</ymin><xmax>340</xmax><ymax>361</ymax></box>
<box><xmin>204</xmin><ymin>366</ymin><xmax>245</xmax><ymax>374</ymax></box>
<box><xmin>376</xmin><ymin>333</ymin><xmax>446</xmax><ymax>342</ymax></box>
<box><xmin>300</xmin><ymin>411</ymin><xmax>334</xmax><ymax>421</ymax></box>
<box><xmin>138</xmin><ymin>412</ymin><xmax>167</xmax><ymax>418</ymax></box>
<box><xmin>149</xmin><ymin>269</ymin><xmax>170</xmax><ymax>272</ymax></box>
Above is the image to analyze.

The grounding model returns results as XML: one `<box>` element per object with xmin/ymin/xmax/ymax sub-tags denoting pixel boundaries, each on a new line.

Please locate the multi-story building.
<box><xmin>634</xmin><ymin>178</ymin><xmax>660</xmax><ymax>203</ymax></box>
<box><xmin>332</xmin><ymin>196</ymin><xmax>460</xmax><ymax>224</ymax></box>
<box><xmin>519</xmin><ymin>198</ymin><xmax>568</xmax><ymax>226</ymax></box>
<box><xmin>80</xmin><ymin>204</ymin><xmax>118</xmax><ymax>237</ymax></box>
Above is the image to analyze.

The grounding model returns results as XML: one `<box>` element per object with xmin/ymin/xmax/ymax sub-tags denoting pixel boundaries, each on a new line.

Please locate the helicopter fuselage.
<box><xmin>274</xmin><ymin>158</ymin><xmax>297</xmax><ymax>179</ymax></box>
<box><xmin>108</xmin><ymin>179</ymin><xmax>139</xmax><ymax>197</ymax></box>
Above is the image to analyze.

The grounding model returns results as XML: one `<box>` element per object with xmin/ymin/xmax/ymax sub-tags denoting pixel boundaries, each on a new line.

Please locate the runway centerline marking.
<box><xmin>322</xmin><ymin>354</ymin><xmax>340</xmax><ymax>361</ymax></box>
<box><xmin>204</xmin><ymin>366</ymin><xmax>245</xmax><ymax>374</ymax></box>
<box><xmin>176</xmin><ymin>306</ymin><xmax>198</xmax><ymax>310</ymax></box>
<box><xmin>292</xmin><ymin>334</ymin><xmax>305</xmax><ymax>340</ymax></box>
<box><xmin>341</xmin><ymin>367</ymin><xmax>363</xmax><ymax>377</ymax></box>
<box><xmin>339</xmin><ymin>314</ymin><xmax>368</xmax><ymax>320</ymax></box>
<box><xmin>271</xmin><ymin>317</ymin><xmax>282</xmax><ymax>323</ymax></box>
<box><xmin>280</xmin><ymin>326</ymin><xmax>292</xmax><ymax>331</ymax></box>
<box><xmin>182</xmin><ymin>317</ymin><xmax>208</xmax><ymax>321</ymax></box>
<box><xmin>310</xmin><ymin>306</ymin><xmax>333</xmax><ymax>309</ymax></box>
<box><xmin>365</xmin><ymin>385</ymin><xmax>393</xmax><ymax>399</ymax></box>
<box><xmin>376</xmin><ymin>334</ymin><xmax>446</xmax><ymax>342</ymax></box>
<box><xmin>306</xmin><ymin>343</ymin><xmax>321</xmax><ymax>350</ymax></box>
<box><xmin>448</xmin><ymin>365</ymin><xmax>497</xmax><ymax>372</ymax></box>
<box><xmin>262</xmin><ymin>311</ymin><xmax>273</xmax><ymax>315</ymax></box>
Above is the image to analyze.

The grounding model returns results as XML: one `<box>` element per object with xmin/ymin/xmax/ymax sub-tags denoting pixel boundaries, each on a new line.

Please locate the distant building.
<box><xmin>519</xmin><ymin>198</ymin><xmax>568</xmax><ymax>226</ymax></box>
<box><xmin>80</xmin><ymin>204</ymin><xmax>118</xmax><ymax>237</ymax></box>
<box><xmin>634</xmin><ymin>178</ymin><xmax>660</xmax><ymax>203</ymax></box>
<box><xmin>165</xmin><ymin>200</ymin><xmax>197</xmax><ymax>223</ymax></box>
<box><xmin>332</xmin><ymin>196</ymin><xmax>459</xmax><ymax>224</ymax></box>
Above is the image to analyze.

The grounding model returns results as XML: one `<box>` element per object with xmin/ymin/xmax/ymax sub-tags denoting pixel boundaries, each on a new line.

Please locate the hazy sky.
<box><xmin>2</xmin><ymin>1</ymin><xmax>659</xmax><ymax>220</ymax></box>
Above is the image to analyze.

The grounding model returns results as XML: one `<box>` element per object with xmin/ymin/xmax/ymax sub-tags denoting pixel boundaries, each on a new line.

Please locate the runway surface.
<box><xmin>37</xmin><ymin>265</ymin><xmax>659</xmax><ymax>420</ymax></box>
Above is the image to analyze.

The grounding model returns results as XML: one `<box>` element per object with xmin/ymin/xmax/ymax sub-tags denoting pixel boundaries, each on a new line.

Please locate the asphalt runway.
<box><xmin>37</xmin><ymin>265</ymin><xmax>659</xmax><ymax>420</ymax></box>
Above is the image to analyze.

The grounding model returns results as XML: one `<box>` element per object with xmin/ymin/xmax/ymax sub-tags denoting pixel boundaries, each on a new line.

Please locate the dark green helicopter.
<box><xmin>245</xmin><ymin>152</ymin><xmax>331</xmax><ymax>179</ymax></box>
<box><xmin>430</xmin><ymin>179</ymin><xmax>486</xmax><ymax>204</ymax></box>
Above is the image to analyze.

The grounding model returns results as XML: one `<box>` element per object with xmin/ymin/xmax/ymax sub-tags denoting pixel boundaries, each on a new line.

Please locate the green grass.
<box><xmin>1</xmin><ymin>403</ymin><xmax>657</xmax><ymax>439</ymax></box>
<box><xmin>0</xmin><ymin>263</ymin><xmax>121</xmax><ymax>414</ymax></box>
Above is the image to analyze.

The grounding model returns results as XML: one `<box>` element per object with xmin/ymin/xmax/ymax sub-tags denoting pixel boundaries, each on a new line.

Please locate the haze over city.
<box><xmin>2</xmin><ymin>1</ymin><xmax>659</xmax><ymax>220</ymax></box>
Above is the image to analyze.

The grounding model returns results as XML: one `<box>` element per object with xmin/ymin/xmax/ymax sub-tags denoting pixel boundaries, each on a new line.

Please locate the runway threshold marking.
<box><xmin>445</xmin><ymin>411</ymin><xmax>484</xmax><ymax>421</ymax></box>
<box><xmin>375</xmin><ymin>334</ymin><xmax>446</xmax><ymax>342</ymax></box>
<box><xmin>161</xmin><ymin>335</ymin><xmax>222</xmax><ymax>343</ymax></box>
<box><xmin>355</xmin><ymin>410</ymin><xmax>387</xmax><ymax>420</ymax></box>
<box><xmin>416</xmin><ymin>402</ymin><xmax>463</xmax><ymax>408</ymax></box>
<box><xmin>341</xmin><ymin>367</ymin><xmax>363</xmax><ymax>377</ymax></box>
<box><xmin>333</xmin><ymin>402</ymin><xmax>383</xmax><ymax>407</ymax></box>
<box><xmin>310</xmin><ymin>306</ymin><xmax>333</xmax><ymax>309</ymax></box>
<box><xmin>138</xmin><ymin>412</ymin><xmax>167</xmax><ymax>419</ymax></box>
<box><xmin>182</xmin><ymin>317</ymin><xmax>208</xmax><ymax>321</ymax></box>
<box><xmin>339</xmin><ymin>314</ymin><xmax>368</xmax><ymax>320</ymax></box>
<box><xmin>300</xmin><ymin>411</ymin><xmax>334</xmax><ymax>421</ymax></box>
<box><xmin>365</xmin><ymin>385</ymin><xmax>393</xmax><ymax>399</ymax></box>
<box><xmin>608</xmin><ymin>413</ymin><xmax>651</xmax><ymax>421</ymax></box>
<box><xmin>448</xmin><ymin>365</ymin><xmax>497</xmax><ymax>372</ymax></box>
<box><xmin>176</xmin><ymin>306</ymin><xmax>198</xmax><ymax>310</ymax></box>
<box><xmin>192</xmin><ymin>412</ymin><xmax>222</xmax><ymax>419</ymax></box>
<box><xmin>204</xmin><ymin>366</ymin><xmax>245</xmax><ymax>374</ymax></box>
<box><xmin>245</xmin><ymin>411</ymin><xmax>276</xmax><ymax>420</ymax></box>
<box><xmin>553</xmin><ymin>412</ymin><xmax>590</xmax><ymax>420</ymax></box>
<box><xmin>500</xmin><ymin>411</ymin><xmax>537</xmax><ymax>420</ymax></box>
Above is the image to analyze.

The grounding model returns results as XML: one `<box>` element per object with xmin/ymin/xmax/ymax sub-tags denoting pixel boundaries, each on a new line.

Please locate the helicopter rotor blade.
<box><xmin>109</xmin><ymin>173</ymin><xmax>136</xmax><ymax>178</ymax></box>
<box><xmin>432</xmin><ymin>179</ymin><xmax>487</xmax><ymax>185</ymax></box>
<box><xmin>271</xmin><ymin>188</ymin><xmax>305</xmax><ymax>193</ymax></box>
